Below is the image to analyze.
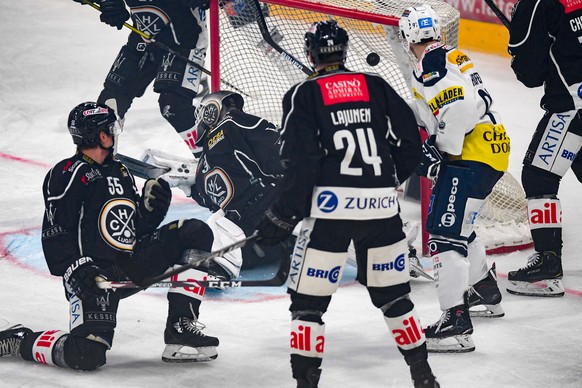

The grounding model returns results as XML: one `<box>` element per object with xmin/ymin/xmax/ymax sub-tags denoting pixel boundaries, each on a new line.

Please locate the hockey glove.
<box><xmin>143</xmin><ymin>178</ymin><xmax>172</xmax><ymax>214</ymax></box>
<box><xmin>255</xmin><ymin>208</ymin><xmax>297</xmax><ymax>246</ymax></box>
<box><xmin>416</xmin><ymin>135</ymin><xmax>443</xmax><ymax>182</ymax></box>
<box><xmin>64</xmin><ymin>257</ymin><xmax>109</xmax><ymax>301</ymax></box>
<box><xmin>99</xmin><ymin>0</ymin><xmax>130</xmax><ymax>30</ymax></box>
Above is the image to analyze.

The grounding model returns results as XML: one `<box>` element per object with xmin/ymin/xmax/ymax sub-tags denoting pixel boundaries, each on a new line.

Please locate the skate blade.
<box><xmin>162</xmin><ymin>344</ymin><xmax>218</xmax><ymax>363</ymax></box>
<box><xmin>426</xmin><ymin>334</ymin><xmax>475</xmax><ymax>353</ymax></box>
<box><xmin>506</xmin><ymin>279</ymin><xmax>564</xmax><ymax>297</ymax></box>
<box><xmin>469</xmin><ymin>303</ymin><xmax>505</xmax><ymax>318</ymax></box>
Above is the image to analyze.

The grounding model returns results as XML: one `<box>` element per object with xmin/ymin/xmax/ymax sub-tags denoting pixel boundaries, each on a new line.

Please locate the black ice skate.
<box><xmin>0</xmin><ymin>324</ymin><xmax>32</xmax><ymax>357</ymax></box>
<box><xmin>162</xmin><ymin>317</ymin><xmax>219</xmax><ymax>362</ymax></box>
<box><xmin>506</xmin><ymin>251</ymin><xmax>564</xmax><ymax>297</ymax></box>
<box><xmin>425</xmin><ymin>305</ymin><xmax>475</xmax><ymax>353</ymax></box>
<box><xmin>296</xmin><ymin>367</ymin><xmax>321</xmax><ymax>388</ymax></box>
<box><xmin>467</xmin><ymin>263</ymin><xmax>505</xmax><ymax>318</ymax></box>
<box><xmin>406</xmin><ymin>353</ymin><xmax>440</xmax><ymax>388</ymax></box>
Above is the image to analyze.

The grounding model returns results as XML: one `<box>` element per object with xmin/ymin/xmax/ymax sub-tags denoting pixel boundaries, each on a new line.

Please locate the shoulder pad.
<box><xmin>447</xmin><ymin>49</ymin><xmax>474</xmax><ymax>73</ymax></box>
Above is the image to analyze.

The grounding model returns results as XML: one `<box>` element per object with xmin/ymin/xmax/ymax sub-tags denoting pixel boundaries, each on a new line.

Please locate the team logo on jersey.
<box><xmin>316</xmin><ymin>73</ymin><xmax>370</xmax><ymax>105</ymax></box>
<box><xmin>99</xmin><ymin>198</ymin><xmax>136</xmax><ymax>250</ymax></box>
<box><xmin>131</xmin><ymin>6</ymin><xmax>170</xmax><ymax>39</ymax></box>
<box><xmin>204</xmin><ymin>167</ymin><xmax>234</xmax><ymax>208</ymax></box>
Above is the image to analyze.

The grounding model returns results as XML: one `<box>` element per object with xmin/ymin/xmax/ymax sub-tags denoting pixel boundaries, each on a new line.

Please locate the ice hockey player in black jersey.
<box><xmin>505</xmin><ymin>0</ymin><xmax>582</xmax><ymax>297</ymax></box>
<box><xmin>73</xmin><ymin>0</ymin><xmax>211</xmax><ymax>156</ymax></box>
<box><xmin>255</xmin><ymin>20</ymin><xmax>439</xmax><ymax>388</ymax></box>
<box><xmin>190</xmin><ymin>90</ymin><xmax>294</xmax><ymax>269</ymax></box>
<box><xmin>0</xmin><ymin>102</ymin><xmax>241</xmax><ymax>370</ymax></box>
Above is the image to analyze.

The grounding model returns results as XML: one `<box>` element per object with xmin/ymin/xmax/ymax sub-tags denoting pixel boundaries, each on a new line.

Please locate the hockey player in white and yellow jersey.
<box><xmin>399</xmin><ymin>4</ymin><xmax>510</xmax><ymax>353</ymax></box>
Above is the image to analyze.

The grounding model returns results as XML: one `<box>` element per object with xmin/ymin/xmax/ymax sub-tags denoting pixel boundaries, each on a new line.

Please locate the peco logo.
<box><xmin>440</xmin><ymin>177</ymin><xmax>458</xmax><ymax>227</ymax></box>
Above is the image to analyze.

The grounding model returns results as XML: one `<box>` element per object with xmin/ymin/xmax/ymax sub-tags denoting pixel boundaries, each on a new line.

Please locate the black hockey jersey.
<box><xmin>273</xmin><ymin>65</ymin><xmax>421</xmax><ymax>221</ymax></box>
<box><xmin>192</xmin><ymin>110</ymin><xmax>283</xmax><ymax>232</ymax></box>
<box><xmin>508</xmin><ymin>0</ymin><xmax>582</xmax><ymax>112</ymax></box>
<box><xmin>41</xmin><ymin>153</ymin><xmax>162</xmax><ymax>277</ymax></box>
<box><xmin>124</xmin><ymin>0</ymin><xmax>205</xmax><ymax>48</ymax></box>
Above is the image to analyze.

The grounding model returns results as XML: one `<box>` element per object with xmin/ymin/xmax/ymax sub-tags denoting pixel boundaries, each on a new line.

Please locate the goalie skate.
<box><xmin>506</xmin><ymin>251</ymin><xmax>564</xmax><ymax>297</ymax></box>
<box><xmin>425</xmin><ymin>305</ymin><xmax>475</xmax><ymax>353</ymax></box>
<box><xmin>162</xmin><ymin>317</ymin><xmax>219</xmax><ymax>363</ymax></box>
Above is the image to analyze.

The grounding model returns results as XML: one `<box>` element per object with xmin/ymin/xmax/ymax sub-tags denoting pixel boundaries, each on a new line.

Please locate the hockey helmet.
<box><xmin>194</xmin><ymin>91</ymin><xmax>244</xmax><ymax>141</ymax></box>
<box><xmin>304</xmin><ymin>20</ymin><xmax>349</xmax><ymax>66</ymax></box>
<box><xmin>399</xmin><ymin>4</ymin><xmax>442</xmax><ymax>45</ymax></box>
<box><xmin>67</xmin><ymin>102</ymin><xmax>120</xmax><ymax>148</ymax></box>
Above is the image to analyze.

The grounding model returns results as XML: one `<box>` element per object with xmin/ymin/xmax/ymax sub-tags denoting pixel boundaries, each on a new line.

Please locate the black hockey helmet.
<box><xmin>304</xmin><ymin>20</ymin><xmax>349</xmax><ymax>66</ymax></box>
<box><xmin>194</xmin><ymin>91</ymin><xmax>244</xmax><ymax>142</ymax></box>
<box><xmin>67</xmin><ymin>102</ymin><xmax>119</xmax><ymax>148</ymax></box>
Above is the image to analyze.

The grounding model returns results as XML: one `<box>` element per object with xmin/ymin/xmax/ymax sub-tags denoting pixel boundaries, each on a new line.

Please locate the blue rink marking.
<box><xmin>4</xmin><ymin>203</ymin><xmax>359</xmax><ymax>302</ymax></box>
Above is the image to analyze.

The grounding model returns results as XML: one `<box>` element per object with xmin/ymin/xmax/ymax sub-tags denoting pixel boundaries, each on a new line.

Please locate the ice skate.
<box><xmin>0</xmin><ymin>324</ymin><xmax>32</xmax><ymax>357</ymax></box>
<box><xmin>407</xmin><ymin>353</ymin><xmax>440</xmax><ymax>388</ymax></box>
<box><xmin>296</xmin><ymin>367</ymin><xmax>321</xmax><ymax>388</ymax></box>
<box><xmin>162</xmin><ymin>317</ymin><xmax>219</xmax><ymax>362</ymax></box>
<box><xmin>506</xmin><ymin>251</ymin><xmax>564</xmax><ymax>297</ymax></box>
<box><xmin>467</xmin><ymin>263</ymin><xmax>505</xmax><ymax>318</ymax></box>
<box><xmin>425</xmin><ymin>305</ymin><xmax>475</xmax><ymax>353</ymax></box>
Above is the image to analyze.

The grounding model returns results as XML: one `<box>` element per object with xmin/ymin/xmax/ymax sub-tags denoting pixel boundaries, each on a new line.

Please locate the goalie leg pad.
<box><xmin>206</xmin><ymin>210</ymin><xmax>244</xmax><ymax>279</ymax></box>
<box><xmin>432</xmin><ymin>250</ymin><xmax>470</xmax><ymax>310</ymax></box>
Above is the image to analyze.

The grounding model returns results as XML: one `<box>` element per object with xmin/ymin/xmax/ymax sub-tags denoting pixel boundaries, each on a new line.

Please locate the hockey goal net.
<box><xmin>208</xmin><ymin>0</ymin><xmax>532</xmax><ymax>255</ymax></box>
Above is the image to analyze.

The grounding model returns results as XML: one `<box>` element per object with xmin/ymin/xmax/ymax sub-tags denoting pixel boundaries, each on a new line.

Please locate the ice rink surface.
<box><xmin>1</xmin><ymin>1</ymin><xmax>581</xmax><ymax>387</ymax></box>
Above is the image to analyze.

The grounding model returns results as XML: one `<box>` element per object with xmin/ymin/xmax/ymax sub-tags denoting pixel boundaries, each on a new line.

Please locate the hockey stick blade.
<box><xmin>99</xmin><ymin>252</ymin><xmax>290</xmax><ymax>289</ymax></box>
<box><xmin>250</xmin><ymin>0</ymin><xmax>312</xmax><ymax>76</ymax></box>
<box><xmin>410</xmin><ymin>262</ymin><xmax>434</xmax><ymax>281</ymax></box>
<box><xmin>116</xmin><ymin>153</ymin><xmax>170</xmax><ymax>180</ymax></box>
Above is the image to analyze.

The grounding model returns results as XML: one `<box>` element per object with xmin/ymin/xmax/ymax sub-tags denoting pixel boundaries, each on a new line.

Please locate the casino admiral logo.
<box><xmin>99</xmin><ymin>198</ymin><xmax>136</xmax><ymax>250</ymax></box>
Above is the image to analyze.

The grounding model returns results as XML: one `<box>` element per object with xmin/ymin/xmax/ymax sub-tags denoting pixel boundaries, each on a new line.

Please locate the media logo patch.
<box><xmin>372</xmin><ymin>253</ymin><xmax>406</xmax><ymax>272</ymax></box>
<box><xmin>306</xmin><ymin>265</ymin><xmax>341</xmax><ymax>284</ymax></box>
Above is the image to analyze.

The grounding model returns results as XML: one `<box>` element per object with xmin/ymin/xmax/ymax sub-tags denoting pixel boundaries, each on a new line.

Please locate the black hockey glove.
<box><xmin>415</xmin><ymin>135</ymin><xmax>443</xmax><ymax>182</ymax></box>
<box><xmin>99</xmin><ymin>0</ymin><xmax>130</xmax><ymax>30</ymax></box>
<box><xmin>64</xmin><ymin>257</ymin><xmax>109</xmax><ymax>301</ymax></box>
<box><xmin>142</xmin><ymin>178</ymin><xmax>172</xmax><ymax>215</ymax></box>
<box><xmin>180</xmin><ymin>0</ymin><xmax>210</xmax><ymax>10</ymax></box>
<box><xmin>255</xmin><ymin>208</ymin><xmax>297</xmax><ymax>246</ymax></box>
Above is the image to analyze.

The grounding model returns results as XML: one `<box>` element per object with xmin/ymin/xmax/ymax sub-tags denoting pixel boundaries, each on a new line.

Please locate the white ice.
<box><xmin>1</xmin><ymin>1</ymin><xmax>581</xmax><ymax>387</ymax></box>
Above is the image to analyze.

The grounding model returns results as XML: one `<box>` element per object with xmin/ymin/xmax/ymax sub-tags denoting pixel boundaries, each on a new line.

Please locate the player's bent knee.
<box><xmin>366</xmin><ymin>283</ymin><xmax>411</xmax><ymax>309</ymax></box>
<box><xmin>64</xmin><ymin>335</ymin><xmax>109</xmax><ymax>371</ymax></box>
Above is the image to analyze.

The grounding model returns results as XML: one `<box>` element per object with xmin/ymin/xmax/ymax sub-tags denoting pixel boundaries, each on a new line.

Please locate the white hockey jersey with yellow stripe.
<box><xmin>410</xmin><ymin>43</ymin><xmax>510</xmax><ymax>172</ymax></box>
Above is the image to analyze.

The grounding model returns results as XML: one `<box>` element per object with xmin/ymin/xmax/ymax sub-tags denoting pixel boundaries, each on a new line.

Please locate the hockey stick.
<box><xmin>483</xmin><ymin>0</ymin><xmax>511</xmax><ymax>29</ymax></box>
<box><xmin>79</xmin><ymin>0</ymin><xmax>251</xmax><ymax>97</ymax></box>
<box><xmin>249</xmin><ymin>0</ymin><xmax>313</xmax><ymax>76</ymax></box>
<box><xmin>103</xmin><ymin>233</ymin><xmax>261</xmax><ymax>289</ymax></box>
<box><xmin>99</xmin><ymin>250</ymin><xmax>290</xmax><ymax>289</ymax></box>
<box><xmin>115</xmin><ymin>153</ymin><xmax>170</xmax><ymax>180</ymax></box>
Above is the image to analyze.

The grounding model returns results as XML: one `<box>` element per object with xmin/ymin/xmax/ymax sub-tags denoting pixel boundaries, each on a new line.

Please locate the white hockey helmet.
<box><xmin>398</xmin><ymin>4</ymin><xmax>442</xmax><ymax>45</ymax></box>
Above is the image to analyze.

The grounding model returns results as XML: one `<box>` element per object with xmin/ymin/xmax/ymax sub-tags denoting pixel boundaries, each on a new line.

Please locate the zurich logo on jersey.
<box><xmin>418</xmin><ymin>17</ymin><xmax>433</xmax><ymax>28</ymax></box>
<box><xmin>317</xmin><ymin>190</ymin><xmax>338</xmax><ymax>213</ymax></box>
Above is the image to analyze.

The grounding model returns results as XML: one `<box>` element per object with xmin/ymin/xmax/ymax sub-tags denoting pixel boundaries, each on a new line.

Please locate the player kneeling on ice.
<box><xmin>0</xmin><ymin>102</ymin><xmax>241</xmax><ymax>370</ymax></box>
<box><xmin>398</xmin><ymin>4</ymin><xmax>509</xmax><ymax>353</ymax></box>
<box><xmin>255</xmin><ymin>20</ymin><xmax>439</xmax><ymax>388</ymax></box>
